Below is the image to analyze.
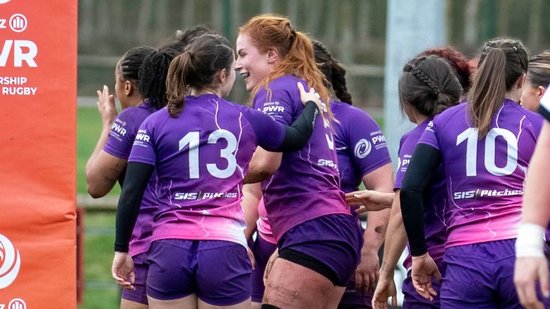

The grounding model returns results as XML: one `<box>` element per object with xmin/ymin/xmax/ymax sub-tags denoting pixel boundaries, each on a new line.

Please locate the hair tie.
<box><xmin>183</xmin><ymin>49</ymin><xmax>194</xmax><ymax>59</ymax></box>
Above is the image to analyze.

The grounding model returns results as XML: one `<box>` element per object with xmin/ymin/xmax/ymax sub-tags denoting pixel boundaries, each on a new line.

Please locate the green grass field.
<box><xmin>78</xmin><ymin>106</ymin><xmax>120</xmax><ymax>309</ymax></box>
<box><xmin>80</xmin><ymin>211</ymin><xmax>120</xmax><ymax>309</ymax></box>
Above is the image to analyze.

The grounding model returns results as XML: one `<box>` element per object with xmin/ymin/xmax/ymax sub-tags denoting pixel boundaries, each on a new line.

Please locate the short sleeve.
<box><xmin>128</xmin><ymin>118</ymin><xmax>156</xmax><ymax>166</ymax></box>
<box><xmin>103</xmin><ymin>111</ymin><xmax>137</xmax><ymax>159</ymax></box>
<box><xmin>418</xmin><ymin>120</ymin><xmax>440</xmax><ymax>150</ymax></box>
<box><xmin>253</xmin><ymin>81</ymin><xmax>297</xmax><ymax>125</ymax></box>
<box><xmin>394</xmin><ymin>135</ymin><xmax>410</xmax><ymax>190</ymax></box>
<box><xmin>346</xmin><ymin>109</ymin><xmax>392</xmax><ymax>176</ymax></box>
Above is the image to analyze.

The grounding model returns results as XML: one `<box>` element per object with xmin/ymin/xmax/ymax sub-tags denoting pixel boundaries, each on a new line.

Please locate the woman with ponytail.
<box><xmin>111</xmin><ymin>33</ymin><xmax>322</xmax><ymax>309</ymax></box>
<box><xmin>236</xmin><ymin>14</ymin><xmax>363</xmax><ymax>308</ymax></box>
<box><xmin>400</xmin><ymin>38</ymin><xmax>545</xmax><ymax>308</ymax></box>
<box><xmin>86</xmin><ymin>45</ymin><xmax>175</xmax><ymax>309</ymax></box>
<box><xmin>371</xmin><ymin>53</ymin><xmax>465</xmax><ymax>309</ymax></box>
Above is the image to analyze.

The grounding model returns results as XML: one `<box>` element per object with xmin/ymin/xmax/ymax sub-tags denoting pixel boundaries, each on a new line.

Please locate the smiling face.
<box><xmin>235</xmin><ymin>33</ymin><xmax>275</xmax><ymax>91</ymax></box>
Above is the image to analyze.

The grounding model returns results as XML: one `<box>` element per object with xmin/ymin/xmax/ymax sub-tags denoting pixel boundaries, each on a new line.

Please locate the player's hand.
<box><xmin>297</xmin><ymin>82</ymin><xmax>326</xmax><ymax>112</ymax></box>
<box><xmin>345</xmin><ymin>190</ymin><xmax>394</xmax><ymax>213</ymax></box>
<box><xmin>514</xmin><ymin>256</ymin><xmax>549</xmax><ymax>309</ymax></box>
<box><xmin>112</xmin><ymin>251</ymin><xmax>135</xmax><ymax>290</ymax></box>
<box><xmin>372</xmin><ymin>271</ymin><xmax>398</xmax><ymax>309</ymax></box>
<box><xmin>411</xmin><ymin>253</ymin><xmax>441</xmax><ymax>301</ymax></box>
<box><xmin>96</xmin><ymin>85</ymin><xmax>117</xmax><ymax>128</ymax></box>
<box><xmin>355</xmin><ymin>248</ymin><xmax>380</xmax><ymax>294</ymax></box>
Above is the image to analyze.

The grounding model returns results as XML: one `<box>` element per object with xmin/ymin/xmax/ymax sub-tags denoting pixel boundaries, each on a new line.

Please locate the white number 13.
<box><xmin>456</xmin><ymin>127</ymin><xmax>518</xmax><ymax>176</ymax></box>
<box><xmin>179</xmin><ymin>129</ymin><xmax>237</xmax><ymax>179</ymax></box>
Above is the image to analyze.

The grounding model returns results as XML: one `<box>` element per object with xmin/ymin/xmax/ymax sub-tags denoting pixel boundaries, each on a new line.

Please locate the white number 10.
<box><xmin>456</xmin><ymin>128</ymin><xmax>518</xmax><ymax>177</ymax></box>
<box><xmin>178</xmin><ymin>129</ymin><xmax>238</xmax><ymax>179</ymax></box>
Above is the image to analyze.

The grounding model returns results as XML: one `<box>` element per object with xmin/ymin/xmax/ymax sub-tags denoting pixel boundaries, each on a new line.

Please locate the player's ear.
<box><xmin>266</xmin><ymin>47</ymin><xmax>279</xmax><ymax>64</ymax></box>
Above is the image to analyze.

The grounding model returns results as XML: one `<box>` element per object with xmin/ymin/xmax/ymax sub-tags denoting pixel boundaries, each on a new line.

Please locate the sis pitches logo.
<box><xmin>0</xmin><ymin>234</ymin><xmax>21</xmax><ymax>289</ymax></box>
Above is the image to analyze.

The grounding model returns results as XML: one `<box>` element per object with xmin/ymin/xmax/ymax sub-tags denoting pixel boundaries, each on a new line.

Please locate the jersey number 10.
<box><xmin>456</xmin><ymin>127</ymin><xmax>518</xmax><ymax>177</ymax></box>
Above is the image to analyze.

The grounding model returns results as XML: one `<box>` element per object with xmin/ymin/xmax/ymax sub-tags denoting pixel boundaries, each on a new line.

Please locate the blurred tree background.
<box><xmin>78</xmin><ymin>0</ymin><xmax>550</xmax><ymax>113</ymax></box>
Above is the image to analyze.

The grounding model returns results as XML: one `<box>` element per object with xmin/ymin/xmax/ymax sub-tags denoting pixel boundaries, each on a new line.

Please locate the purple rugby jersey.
<box><xmin>395</xmin><ymin>119</ymin><xmax>447</xmax><ymax>269</ymax></box>
<box><xmin>331</xmin><ymin>101</ymin><xmax>392</xmax><ymax>194</ymax></box>
<box><xmin>253</xmin><ymin>75</ymin><xmax>351</xmax><ymax>241</ymax></box>
<box><xmin>128</xmin><ymin>94</ymin><xmax>289</xmax><ymax>248</ymax></box>
<box><xmin>419</xmin><ymin>100</ymin><xmax>543</xmax><ymax>248</ymax></box>
<box><xmin>103</xmin><ymin>100</ymin><xmax>159</xmax><ymax>257</ymax></box>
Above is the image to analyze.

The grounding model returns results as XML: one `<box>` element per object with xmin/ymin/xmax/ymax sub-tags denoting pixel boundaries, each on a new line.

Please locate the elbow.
<box><xmin>249</xmin><ymin>160</ymin><xmax>278</xmax><ymax>178</ymax></box>
<box><xmin>87</xmin><ymin>185</ymin><xmax>107</xmax><ymax>199</ymax></box>
<box><xmin>86</xmin><ymin>174</ymin><xmax>108</xmax><ymax>199</ymax></box>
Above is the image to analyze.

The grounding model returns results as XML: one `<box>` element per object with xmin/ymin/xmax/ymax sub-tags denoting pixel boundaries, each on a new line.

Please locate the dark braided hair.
<box><xmin>118</xmin><ymin>46</ymin><xmax>155</xmax><ymax>87</ymax></box>
<box><xmin>409</xmin><ymin>65</ymin><xmax>442</xmax><ymax>95</ymax></box>
<box><xmin>418</xmin><ymin>47</ymin><xmax>472</xmax><ymax>93</ymax></box>
<box><xmin>399</xmin><ymin>55</ymin><xmax>463</xmax><ymax>117</ymax></box>
<box><xmin>313</xmin><ymin>40</ymin><xmax>353</xmax><ymax>104</ymax></box>
<box><xmin>138</xmin><ymin>48</ymin><xmax>178</xmax><ymax>110</ymax></box>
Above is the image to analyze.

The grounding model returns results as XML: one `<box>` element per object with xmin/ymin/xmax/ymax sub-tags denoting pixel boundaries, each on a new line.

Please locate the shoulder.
<box><xmin>141</xmin><ymin>107</ymin><xmax>169</xmax><ymax>126</ymax></box>
<box><xmin>260</xmin><ymin>75</ymin><xmax>302</xmax><ymax>99</ymax></box>
<box><xmin>118</xmin><ymin>102</ymin><xmax>157</xmax><ymax>123</ymax></box>
<box><xmin>508</xmin><ymin>101</ymin><xmax>544</xmax><ymax>125</ymax></box>
<box><xmin>436</xmin><ymin>102</ymin><xmax>466</xmax><ymax>121</ymax></box>
<box><xmin>336</xmin><ymin>102</ymin><xmax>378</xmax><ymax>122</ymax></box>
<box><xmin>493</xmin><ymin>100</ymin><xmax>544</xmax><ymax>131</ymax></box>
<box><xmin>268</xmin><ymin>75</ymin><xmax>302</xmax><ymax>90</ymax></box>
<box><xmin>431</xmin><ymin>102</ymin><xmax>467</xmax><ymax>130</ymax></box>
<box><xmin>403</xmin><ymin>123</ymin><xmax>427</xmax><ymax>144</ymax></box>
<box><xmin>334</xmin><ymin>102</ymin><xmax>381</xmax><ymax>131</ymax></box>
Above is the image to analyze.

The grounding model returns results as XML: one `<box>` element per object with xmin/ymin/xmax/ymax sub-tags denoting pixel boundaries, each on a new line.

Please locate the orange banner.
<box><xmin>0</xmin><ymin>0</ymin><xmax>77</xmax><ymax>308</ymax></box>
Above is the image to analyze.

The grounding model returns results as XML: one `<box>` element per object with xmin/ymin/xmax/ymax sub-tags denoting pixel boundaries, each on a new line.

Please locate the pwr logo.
<box><xmin>0</xmin><ymin>234</ymin><xmax>21</xmax><ymax>289</ymax></box>
<box><xmin>9</xmin><ymin>14</ymin><xmax>27</xmax><ymax>33</ymax></box>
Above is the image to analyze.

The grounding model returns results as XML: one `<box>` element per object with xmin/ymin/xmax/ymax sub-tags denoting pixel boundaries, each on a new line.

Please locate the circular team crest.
<box><xmin>0</xmin><ymin>234</ymin><xmax>21</xmax><ymax>289</ymax></box>
<box><xmin>354</xmin><ymin>139</ymin><xmax>372</xmax><ymax>159</ymax></box>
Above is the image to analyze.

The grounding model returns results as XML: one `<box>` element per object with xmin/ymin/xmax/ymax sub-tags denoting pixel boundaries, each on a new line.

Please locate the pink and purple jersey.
<box><xmin>331</xmin><ymin>101</ymin><xmax>391</xmax><ymax>194</ymax></box>
<box><xmin>256</xmin><ymin>199</ymin><xmax>276</xmax><ymax>244</ymax></box>
<box><xmin>395</xmin><ymin>119</ymin><xmax>447</xmax><ymax>268</ymax></box>
<box><xmin>129</xmin><ymin>94</ymin><xmax>288</xmax><ymax>248</ymax></box>
<box><xmin>253</xmin><ymin>101</ymin><xmax>389</xmax><ymax>243</ymax></box>
<box><xmin>419</xmin><ymin>100</ymin><xmax>543</xmax><ymax>248</ymax></box>
<box><xmin>253</xmin><ymin>75</ymin><xmax>351</xmax><ymax>240</ymax></box>
<box><xmin>103</xmin><ymin>100</ymin><xmax>159</xmax><ymax>256</ymax></box>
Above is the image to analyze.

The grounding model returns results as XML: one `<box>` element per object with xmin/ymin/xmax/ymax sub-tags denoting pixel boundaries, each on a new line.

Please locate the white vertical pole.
<box><xmin>384</xmin><ymin>0</ymin><xmax>446</xmax><ymax>165</ymax></box>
